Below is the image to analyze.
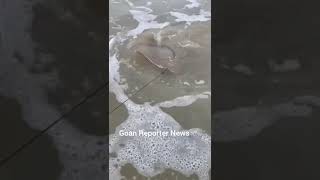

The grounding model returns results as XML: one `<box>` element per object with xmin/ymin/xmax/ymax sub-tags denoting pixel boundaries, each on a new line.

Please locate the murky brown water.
<box><xmin>109</xmin><ymin>0</ymin><xmax>211</xmax><ymax>179</ymax></box>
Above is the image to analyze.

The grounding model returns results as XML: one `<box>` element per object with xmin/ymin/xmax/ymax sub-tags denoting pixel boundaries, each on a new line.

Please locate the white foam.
<box><xmin>195</xmin><ymin>80</ymin><xmax>205</xmax><ymax>85</ymax></box>
<box><xmin>170</xmin><ymin>10</ymin><xmax>211</xmax><ymax>25</ymax></box>
<box><xmin>184</xmin><ymin>0</ymin><xmax>201</xmax><ymax>9</ymax></box>
<box><xmin>124</xmin><ymin>0</ymin><xmax>134</xmax><ymax>8</ymax></box>
<box><xmin>109</xmin><ymin>33</ymin><xmax>211</xmax><ymax>180</ymax></box>
<box><xmin>157</xmin><ymin>92</ymin><xmax>210</xmax><ymax>108</ymax></box>
<box><xmin>127</xmin><ymin>9</ymin><xmax>170</xmax><ymax>38</ymax></box>
<box><xmin>1</xmin><ymin>1</ymin><xmax>110</xmax><ymax>179</ymax></box>
<box><xmin>109</xmin><ymin>103</ymin><xmax>211</xmax><ymax>180</ymax></box>
<box><xmin>183</xmin><ymin>81</ymin><xmax>191</xmax><ymax>86</ymax></box>
<box><xmin>109</xmin><ymin>1</ymin><xmax>212</xmax><ymax>179</ymax></box>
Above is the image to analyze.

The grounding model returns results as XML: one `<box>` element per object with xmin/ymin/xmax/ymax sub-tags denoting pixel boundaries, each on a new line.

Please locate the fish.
<box><xmin>135</xmin><ymin>44</ymin><xmax>178</xmax><ymax>73</ymax></box>
<box><xmin>128</xmin><ymin>22</ymin><xmax>211</xmax><ymax>75</ymax></box>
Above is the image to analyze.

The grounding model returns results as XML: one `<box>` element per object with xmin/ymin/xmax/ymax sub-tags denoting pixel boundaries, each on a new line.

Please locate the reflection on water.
<box><xmin>109</xmin><ymin>0</ymin><xmax>211</xmax><ymax>179</ymax></box>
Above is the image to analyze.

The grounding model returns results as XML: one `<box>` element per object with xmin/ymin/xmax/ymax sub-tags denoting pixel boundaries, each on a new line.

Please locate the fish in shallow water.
<box><xmin>135</xmin><ymin>44</ymin><xmax>178</xmax><ymax>73</ymax></box>
<box><xmin>128</xmin><ymin>22</ymin><xmax>211</xmax><ymax>75</ymax></box>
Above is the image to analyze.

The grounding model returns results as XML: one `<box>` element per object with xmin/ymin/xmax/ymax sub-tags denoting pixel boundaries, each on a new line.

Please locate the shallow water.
<box><xmin>109</xmin><ymin>0</ymin><xmax>211</xmax><ymax>179</ymax></box>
